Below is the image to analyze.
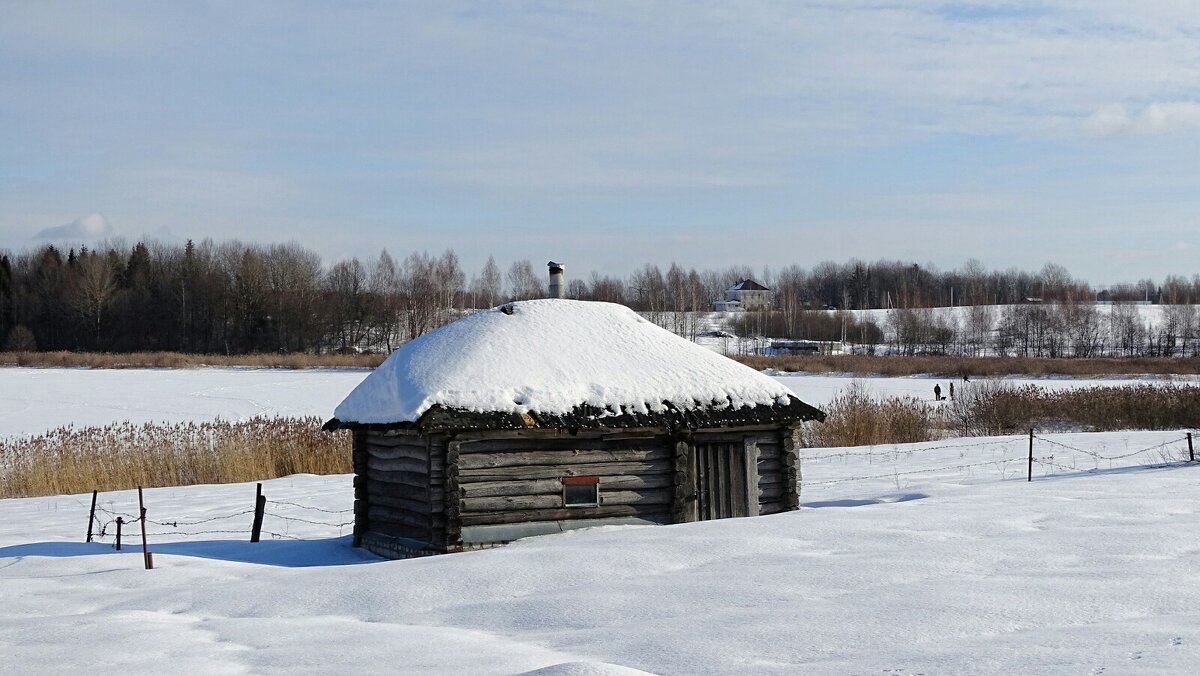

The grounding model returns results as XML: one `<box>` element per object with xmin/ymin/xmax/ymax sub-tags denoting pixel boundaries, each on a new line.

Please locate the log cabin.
<box><xmin>324</xmin><ymin>299</ymin><xmax>824</xmax><ymax>559</ymax></box>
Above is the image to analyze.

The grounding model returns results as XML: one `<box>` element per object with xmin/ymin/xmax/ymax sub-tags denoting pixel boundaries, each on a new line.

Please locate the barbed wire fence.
<box><xmin>800</xmin><ymin>430</ymin><xmax>1196</xmax><ymax>491</ymax></box>
<box><xmin>85</xmin><ymin>482</ymin><xmax>355</xmax><ymax>555</ymax></box>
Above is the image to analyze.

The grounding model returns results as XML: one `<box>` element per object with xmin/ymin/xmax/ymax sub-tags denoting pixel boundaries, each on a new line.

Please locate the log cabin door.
<box><xmin>693</xmin><ymin>441</ymin><xmax>749</xmax><ymax>520</ymax></box>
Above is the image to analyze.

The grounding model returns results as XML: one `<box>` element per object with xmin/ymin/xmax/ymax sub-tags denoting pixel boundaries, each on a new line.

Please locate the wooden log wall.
<box><xmin>756</xmin><ymin>432</ymin><xmax>786</xmax><ymax>515</ymax></box>
<box><xmin>361</xmin><ymin>430</ymin><xmax>447</xmax><ymax>545</ymax></box>
<box><xmin>454</xmin><ymin>436</ymin><xmax>674</xmax><ymax>528</ymax></box>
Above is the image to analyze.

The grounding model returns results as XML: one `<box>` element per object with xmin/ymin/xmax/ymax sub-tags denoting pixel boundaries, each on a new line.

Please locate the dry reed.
<box><xmin>0</xmin><ymin>351</ymin><xmax>385</xmax><ymax>370</ymax></box>
<box><xmin>0</xmin><ymin>416</ymin><xmax>351</xmax><ymax>499</ymax></box>
<box><xmin>801</xmin><ymin>381</ymin><xmax>937</xmax><ymax>448</ymax></box>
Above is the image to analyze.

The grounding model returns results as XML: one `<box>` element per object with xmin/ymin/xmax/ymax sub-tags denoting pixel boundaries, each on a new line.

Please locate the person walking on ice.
<box><xmin>934</xmin><ymin>383</ymin><xmax>942</xmax><ymax>401</ymax></box>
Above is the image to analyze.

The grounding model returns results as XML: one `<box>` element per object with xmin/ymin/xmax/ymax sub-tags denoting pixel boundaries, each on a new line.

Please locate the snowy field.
<box><xmin>2</xmin><ymin>430</ymin><xmax>1198</xmax><ymax>674</ymax></box>
<box><xmin>2</xmin><ymin>365</ymin><xmax>1199</xmax><ymax>673</ymax></box>
<box><xmin>3</xmin><ymin>366</ymin><xmax>1197</xmax><ymax>437</ymax></box>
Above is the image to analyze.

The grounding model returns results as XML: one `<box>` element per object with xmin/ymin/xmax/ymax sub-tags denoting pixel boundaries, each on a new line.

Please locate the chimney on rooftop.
<box><xmin>547</xmin><ymin>261</ymin><xmax>565</xmax><ymax>299</ymax></box>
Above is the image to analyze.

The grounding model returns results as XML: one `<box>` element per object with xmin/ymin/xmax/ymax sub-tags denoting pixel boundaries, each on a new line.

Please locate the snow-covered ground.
<box><xmin>2</xmin><ymin>429</ymin><xmax>1198</xmax><ymax>674</ymax></box>
<box><xmin>4</xmin><ymin>365</ymin><xmax>1199</xmax><ymax>672</ymax></box>
<box><xmin>1</xmin><ymin>366</ymin><xmax>1195</xmax><ymax>437</ymax></box>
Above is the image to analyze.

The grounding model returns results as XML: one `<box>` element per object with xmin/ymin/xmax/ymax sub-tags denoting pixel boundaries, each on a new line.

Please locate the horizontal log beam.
<box><xmin>367</xmin><ymin>505</ymin><xmax>430</xmax><ymax>530</ymax></box>
<box><xmin>368</xmin><ymin>469</ymin><xmax>429</xmax><ymax>487</ymax></box>
<box><xmin>458</xmin><ymin>447</ymin><xmax>670</xmax><ymax>470</ymax></box>
<box><xmin>601</xmin><ymin>488</ymin><xmax>671</xmax><ymax>506</ymax></box>
<box><xmin>459</xmin><ymin>504</ymin><xmax>645</xmax><ymax>526</ymax></box>
<box><xmin>460</xmin><ymin>461</ymin><xmax>670</xmax><ymax>482</ymax></box>
<box><xmin>367</xmin><ymin>455</ymin><xmax>427</xmax><ymax>474</ymax></box>
<box><xmin>366</xmin><ymin>444</ymin><xmax>429</xmax><ymax>461</ymax></box>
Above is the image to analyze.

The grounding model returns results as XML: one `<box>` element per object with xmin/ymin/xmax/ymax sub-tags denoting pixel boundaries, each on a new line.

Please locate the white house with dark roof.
<box><xmin>713</xmin><ymin>279</ymin><xmax>772</xmax><ymax>312</ymax></box>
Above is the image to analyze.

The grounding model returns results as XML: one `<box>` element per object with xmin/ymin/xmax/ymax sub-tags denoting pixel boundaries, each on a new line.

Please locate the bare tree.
<box><xmin>71</xmin><ymin>252</ymin><xmax>116</xmax><ymax>348</ymax></box>
<box><xmin>506</xmin><ymin>260</ymin><xmax>543</xmax><ymax>301</ymax></box>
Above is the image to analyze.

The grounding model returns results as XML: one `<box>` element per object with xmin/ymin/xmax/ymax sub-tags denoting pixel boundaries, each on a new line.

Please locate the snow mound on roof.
<box><xmin>334</xmin><ymin>299</ymin><xmax>795</xmax><ymax>425</ymax></box>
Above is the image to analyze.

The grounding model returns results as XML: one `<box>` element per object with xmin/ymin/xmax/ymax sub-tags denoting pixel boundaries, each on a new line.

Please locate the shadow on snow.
<box><xmin>0</xmin><ymin>535</ymin><xmax>382</xmax><ymax>568</ymax></box>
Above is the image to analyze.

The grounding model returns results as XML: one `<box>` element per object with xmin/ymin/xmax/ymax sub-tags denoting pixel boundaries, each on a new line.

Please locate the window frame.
<box><xmin>561</xmin><ymin>475</ymin><xmax>600</xmax><ymax>508</ymax></box>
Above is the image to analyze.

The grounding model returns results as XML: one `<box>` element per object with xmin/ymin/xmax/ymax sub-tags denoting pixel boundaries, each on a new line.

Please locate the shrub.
<box><xmin>802</xmin><ymin>381</ymin><xmax>937</xmax><ymax>447</ymax></box>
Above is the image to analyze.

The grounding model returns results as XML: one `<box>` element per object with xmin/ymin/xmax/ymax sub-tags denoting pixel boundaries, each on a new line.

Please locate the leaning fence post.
<box><xmin>84</xmin><ymin>489</ymin><xmax>97</xmax><ymax>542</ymax></box>
<box><xmin>1189</xmin><ymin>433</ymin><xmax>1194</xmax><ymax>462</ymax></box>
<box><xmin>115</xmin><ymin>517</ymin><xmax>123</xmax><ymax>551</ymax></box>
<box><xmin>250</xmin><ymin>483</ymin><xmax>266</xmax><ymax>543</ymax></box>
<box><xmin>1027</xmin><ymin>428</ymin><xmax>1034</xmax><ymax>482</ymax></box>
<box><xmin>138</xmin><ymin>486</ymin><xmax>152</xmax><ymax>570</ymax></box>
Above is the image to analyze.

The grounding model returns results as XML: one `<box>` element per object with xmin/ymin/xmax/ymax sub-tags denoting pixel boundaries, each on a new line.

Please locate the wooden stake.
<box><xmin>137</xmin><ymin>486</ymin><xmax>152</xmax><ymax>570</ymax></box>
<box><xmin>1027</xmin><ymin>429</ymin><xmax>1034</xmax><ymax>482</ymax></box>
<box><xmin>250</xmin><ymin>483</ymin><xmax>266</xmax><ymax>543</ymax></box>
<box><xmin>115</xmin><ymin>517</ymin><xmax>123</xmax><ymax>551</ymax></box>
<box><xmin>1188</xmin><ymin>432</ymin><xmax>1194</xmax><ymax>462</ymax></box>
<box><xmin>86</xmin><ymin>489</ymin><xmax>99</xmax><ymax>542</ymax></box>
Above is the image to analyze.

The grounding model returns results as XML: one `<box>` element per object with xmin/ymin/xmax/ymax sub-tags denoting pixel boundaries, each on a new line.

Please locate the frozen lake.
<box><xmin>1</xmin><ymin>366</ymin><xmax>1196</xmax><ymax>437</ymax></box>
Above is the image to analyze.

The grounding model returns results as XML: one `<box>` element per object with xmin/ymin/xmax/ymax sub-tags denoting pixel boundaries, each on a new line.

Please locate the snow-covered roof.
<box><xmin>334</xmin><ymin>299</ymin><xmax>804</xmax><ymax>426</ymax></box>
<box><xmin>728</xmin><ymin>279</ymin><xmax>770</xmax><ymax>292</ymax></box>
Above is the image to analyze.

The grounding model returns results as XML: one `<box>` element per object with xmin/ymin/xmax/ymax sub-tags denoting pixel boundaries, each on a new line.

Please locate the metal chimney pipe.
<box><xmin>547</xmin><ymin>261</ymin><xmax>565</xmax><ymax>299</ymax></box>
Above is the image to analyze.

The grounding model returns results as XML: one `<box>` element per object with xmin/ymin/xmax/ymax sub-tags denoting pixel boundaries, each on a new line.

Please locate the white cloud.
<box><xmin>1084</xmin><ymin>102</ymin><xmax>1200</xmax><ymax>137</ymax></box>
<box><xmin>32</xmin><ymin>213</ymin><xmax>115</xmax><ymax>242</ymax></box>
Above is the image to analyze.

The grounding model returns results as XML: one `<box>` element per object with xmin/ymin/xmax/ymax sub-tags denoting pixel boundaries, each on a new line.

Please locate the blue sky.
<box><xmin>2</xmin><ymin>1</ymin><xmax>1199</xmax><ymax>284</ymax></box>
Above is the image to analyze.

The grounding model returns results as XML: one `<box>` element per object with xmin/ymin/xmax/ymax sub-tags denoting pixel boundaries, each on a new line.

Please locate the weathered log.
<box><xmin>367</xmin><ymin>504</ymin><xmax>430</xmax><ymax>530</ymax></box>
<box><xmin>460</xmin><ymin>461</ymin><xmax>670</xmax><ymax>482</ymax></box>
<box><xmin>366</xmin><ymin>455</ymin><xmax>427</xmax><ymax>474</ymax></box>
<box><xmin>461</xmin><ymin>494</ymin><xmax>563</xmax><ymax>512</ymax></box>
<box><xmin>458</xmin><ymin>438</ymin><xmax>643</xmax><ymax>453</ymax></box>
<box><xmin>758</xmin><ymin>471</ymin><xmax>782</xmax><ymax>486</ymax></box>
<box><xmin>460</xmin><ymin>479</ymin><xmax>563</xmax><ymax>498</ymax></box>
<box><xmin>459</xmin><ymin>504</ymin><xmax>646</xmax><ymax>526</ymax></box>
<box><xmin>757</xmin><ymin>458</ymin><xmax>782</xmax><ymax>474</ymax></box>
<box><xmin>366</xmin><ymin>443</ymin><xmax>429</xmax><ymax>462</ymax></box>
<box><xmin>760</xmin><ymin>501</ymin><xmax>784</xmax><ymax>516</ymax></box>
<box><xmin>444</xmin><ymin>440</ymin><xmax>462</xmax><ymax>548</ymax></box>
<box><xmin>458</xmin><ymin>447</ymin><xmax>670</xmax><ymax>470</ymax></box>
<box><xmin>457</xmin><ymin>474</ymin><xmax>672</xmax><ymax>499</ymax></box>
<box><xmin>368</xmin><ymin>469</ymin><xmax>429</xmax><ymax>487</ymax></box>
<box><xmin>759</xmin><ymin>484</ymin><xmax>783</xmax><ymax>501</ymax></box>
<box><xmin>601</xmin><ymin>488</ymin><xmax>671</xmax><ymax>506</ymax></box>
<box><xmin>369</xmin><ymin>491</ymin><xmax>432</xmax><ymax>515</ymax></box>
<box><xmin>367</xmin><ymin>479</ymin><xmax>428</xmax><ymax>500</ymax></box>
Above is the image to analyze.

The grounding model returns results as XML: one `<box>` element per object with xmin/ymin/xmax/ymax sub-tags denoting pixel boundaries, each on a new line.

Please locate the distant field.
<box><xmin>5</xmin><ymin>350</ymin><xmax>1200</xmax><ymax>377</ymax></box>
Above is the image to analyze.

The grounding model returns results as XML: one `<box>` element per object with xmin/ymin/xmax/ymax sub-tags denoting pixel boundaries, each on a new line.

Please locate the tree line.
<box><xmin>1</xmin><ymin>239</ymin><xmax>1198</xmax><ymax>355</ymax></box>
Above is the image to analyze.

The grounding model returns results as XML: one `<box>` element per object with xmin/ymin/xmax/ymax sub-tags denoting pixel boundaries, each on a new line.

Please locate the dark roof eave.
<box><xmin>327</xmin><ymin>396</ymin><xmax>824</xmax><ymax>434</ymax></box>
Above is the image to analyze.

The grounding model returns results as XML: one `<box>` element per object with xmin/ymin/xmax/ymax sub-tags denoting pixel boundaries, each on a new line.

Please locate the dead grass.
<box><xmin>948</xmin><ymin>382</ymin><xmax>1200</xmax><ymax>436</ymax></box>
<box><xmin>0</xmin><ymin>417</ymin><xmax>352</xmax><ymax>499</ymax></box>
<box><xmin>737</xmin><ymin>354</ymin><xmax>1200</xmax><ymax>377</ymax></box>
<box><xmin>0</xmin><ymin>351</ymin><xmax>385</xmax><ymax>369</ymax></box>
<box><xmin>801</xmin><ymin>381</ymin><xmax>938</xmax><ymax>448</ymax></box>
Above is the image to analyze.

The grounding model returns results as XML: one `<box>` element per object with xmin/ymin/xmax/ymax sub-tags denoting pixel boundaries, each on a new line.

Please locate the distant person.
<box><xmin>934</xmin><ymin>384</ymin><xmax>942</xmax><ymax>401</ymax></box>
<box><xmin>949</xmin><ymin>382</ymin><xmax>955</xmax><ymax>400</ymax></box>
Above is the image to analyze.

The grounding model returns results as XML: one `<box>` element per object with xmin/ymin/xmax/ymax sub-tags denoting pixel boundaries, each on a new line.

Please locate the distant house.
<box><xmin>325</xmin><ymin>298</ymin><xmax>824</xmax><ymax>559</ymax></box>
<box><xmin>713</xmin><ymin>279</ymin><xmax>773</xmax><ymax>312</ymax></box>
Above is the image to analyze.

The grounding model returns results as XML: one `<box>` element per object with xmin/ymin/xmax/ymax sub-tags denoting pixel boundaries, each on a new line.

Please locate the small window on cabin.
<box><xmin>562</xmin><ymin>476</ymin><xmax>600</xmax><ymax>507</ymax></box>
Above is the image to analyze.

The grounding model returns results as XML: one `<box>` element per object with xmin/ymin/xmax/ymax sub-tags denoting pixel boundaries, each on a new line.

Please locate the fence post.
<box><xmin>138</xmin><ymin>486</ymin><xmax>152</xmax><ymax>570</ymax></box>
<box><xmin>1027</xmin><ymin>429</ymin><xmax>1034</xmax><ymax>482</ymax></box>
<box><xmin>115</xmin><ymin>517</ymin><xmax>123</xmax><ymax>551</ymax></box>
<box><xmin>250</xmin><ymin>483</ymin><xmax>266</xmax><ymax>543</ymax></box>
<box><xmin>1189</xmin><ymin>433</ymin><xmax>1194</xmax><ymax>462</ymax></box>
<box><xmin>86</xmin><ymin>490</ymin><xmax>98</xmax><ymax>543</ymax></box>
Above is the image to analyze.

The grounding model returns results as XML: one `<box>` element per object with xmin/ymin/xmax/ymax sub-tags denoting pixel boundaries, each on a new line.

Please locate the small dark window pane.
<box><xmin>564</xmin><ymin>483</ymin><xmax>599</xmax><ymax>507</ymax></box>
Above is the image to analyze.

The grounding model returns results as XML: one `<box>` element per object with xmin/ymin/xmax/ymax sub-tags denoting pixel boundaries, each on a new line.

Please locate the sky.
<box><xmin>2</xmin><ymin>1</ymin><xmax>1199</xmax><ymax>285</ymax></box>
